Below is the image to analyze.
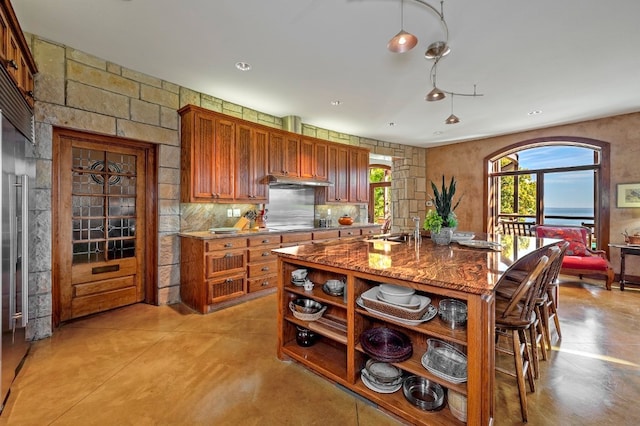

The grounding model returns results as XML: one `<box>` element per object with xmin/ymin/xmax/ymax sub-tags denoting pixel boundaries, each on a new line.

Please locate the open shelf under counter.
<box><xmin>280</xmin><ymin>339</ymin><xmax>348</xmax><ymax>383</ymax></box>
<box><xmin>284</xmin><ymin>314</ymin><xmax>348</xmax><ymax>345</ymax></box>
<box><xmin>284</xmin><ymin>283</ymin><xmax>346</xmax><ymax>309</ymax></box>
<box><xmin>352</xmin><ymin>378</ymin><xmax>466</xmax><ymax>426</ymax></box>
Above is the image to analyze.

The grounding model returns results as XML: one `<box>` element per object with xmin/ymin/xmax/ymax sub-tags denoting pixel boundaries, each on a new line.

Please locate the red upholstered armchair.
<box><xmin>533</xmin><ymin>225</ymin><xmax>614</xmax><ymax>290</ymax></box>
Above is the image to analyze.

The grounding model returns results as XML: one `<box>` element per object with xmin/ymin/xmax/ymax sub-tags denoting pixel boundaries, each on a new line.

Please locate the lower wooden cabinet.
<box><xmin>180</xmin><ymin>226</ymin><xmax>381</xmax><ymax>312</ymax></box>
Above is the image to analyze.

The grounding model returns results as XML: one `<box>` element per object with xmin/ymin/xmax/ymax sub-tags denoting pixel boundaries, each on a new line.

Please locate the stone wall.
<box><xmin>25</xmin><ymin>34</ymin><xmax>424</xmax><ymax>339</ymax></box>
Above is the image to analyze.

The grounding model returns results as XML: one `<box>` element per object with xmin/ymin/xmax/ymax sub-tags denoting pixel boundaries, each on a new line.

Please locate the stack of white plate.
<box><xmin>360</xmin><ymin>359</ymin><xmax>403</xmax><ymax>394</ymax></box>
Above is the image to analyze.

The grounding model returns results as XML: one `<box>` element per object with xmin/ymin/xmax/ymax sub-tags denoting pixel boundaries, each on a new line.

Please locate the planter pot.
<box><xmin>431</xmin><ymin>227</ymin><xmax>453</xmax><ymax>245</ymax></box>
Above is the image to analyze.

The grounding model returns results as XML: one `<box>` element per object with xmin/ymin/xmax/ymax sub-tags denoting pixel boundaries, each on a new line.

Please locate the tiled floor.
<box><xmin>0</xmin><ymin>278</ymin><xmax>639</xmax><ymax>425</ymax></box>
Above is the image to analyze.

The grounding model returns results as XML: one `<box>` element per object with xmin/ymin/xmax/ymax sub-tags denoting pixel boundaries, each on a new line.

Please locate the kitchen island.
<box><xmin>274</xmin><ymin>234</ymin><xmax>558</xmax><ymax>426</ymax></box>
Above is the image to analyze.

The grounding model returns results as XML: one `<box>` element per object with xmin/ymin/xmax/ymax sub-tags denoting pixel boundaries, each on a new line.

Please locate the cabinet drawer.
<box><xmin>248</xmin><ymin>275</ymin><xmax>277</xmax><ymax>293</ymax></box>
<box><xmin>205</xmin><ymin>250</ymin><xmax>246</xmax><ymax>277</ymax></box>
<box><xmin>248</xmin><ymin>260</ymin><xmax>277</xmax><ymax>278</ymax></box>
<box><xmin>313</xmin><ymin>229</ymin><xmax>340</xmax><ymax>240</ymax></box>
<box><xmin>339</xmin><ymin>228</ymin><xmax>360</xmax><ymax>238</ymax></box>
<box><xmin>247</xmin><ymin>246</ymin><xmax>279</xmax><ymax>263</ymax></box>
<box><xmin>361</xmin><ymin>227</ymin><xmax>381</xmax><ymax>236</ymax></box>
<box><xmin>248</xmin><ymin>235</ymin><xmax>280</xmax><ymax>247</ymax></box>
<box><xmin>207</xmin><ymin>274</ymin><xmax>246</xmax><ymax>303</ymax></box>
<box><xmin>281</xmin><ymin>232</ymin><xmax>313</xmax><ymax>244</ymax></box>
<box><xmin>205</xmin><ymin>237</ymin><xmax>247</xmax><ymax>252</ymax></box>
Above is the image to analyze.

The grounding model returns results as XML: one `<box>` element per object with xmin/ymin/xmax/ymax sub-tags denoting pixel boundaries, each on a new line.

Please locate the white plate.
<box><xmin>208</xmin><ymin>227</ymin><xmax>239</xmax><ymax>234</ymax></box>
<box><xmin>361</xmin><ymin>372</ymin><xmax>402</xmax><ymax>394</ymax></box>
<box><xmin>451</xmin><ymin>231</ymin><xmax>475</xmax><ymax>242</ymax></box>
<box><xmin>377</xmin><ymin>292</ymin><xmax>421</xmax><ymax>309</ymax></box>
<box><xmin>357</xmin><ymin>297</ymin><xmax>438</xmax><ymax>326</ymax></box>
<box><xmin>457</xmin><ymin>240</ymin><xmax>503</xmax><ymax>250</ymax></box>
<box><xmin>362</xmin><ymin>287</ymin><xmax>430</xmax><ymax>313</ymax></box>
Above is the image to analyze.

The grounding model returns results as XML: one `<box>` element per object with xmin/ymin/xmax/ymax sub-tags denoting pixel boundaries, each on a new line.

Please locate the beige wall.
<box><xmin>425</xmin><ymin>112</ymin><xmax>640</xmax><ymax>276</ymax></box>
<box><xmin>25</xmin><ymin>33</ymin><xmax>424</xmax><ymax>339</ymax></box>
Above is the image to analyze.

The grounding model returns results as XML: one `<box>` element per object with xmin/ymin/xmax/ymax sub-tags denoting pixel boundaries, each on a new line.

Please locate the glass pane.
<box><xmin>72</xmin><ymin>171</ymin><xmax>104</xmax><ymax>195</ymax></box>
<box><xmin>517</xmin><ymin>174</ymin><xmax>536</xmax><ymax>216</ymax></box>
<box><xmin>107</xmin><ymin>152</ymin><xmax>136</xmax><ymax>175</ymax></box>
<box><xmin>108</xmin><ymin>218</ymin><xmax>136</xmax><ymax>238</ymax></box>
<box><xmin>513</xmin><ymin>145</ymin><xmax>597</xmax><ymax>170</ymax></box>
<box><xmin>72</xmin><ymin>147</ymin><xmax>104</xmax><ymax>170</ymax></box>
<box><xmin>543</xmin><ymin>170</ymin><xmax>594</xmax><ymax>226</ymax></box>
<box><xmin>108</xmin><ymin>197</ymin><xmax>136</xmax><ymax>217</ymax></box>
<box><xmin>72</xmin><ymin>241</ymin><xmax>105</xmax><ymax>264</ymax></box>
<box><xmin>108</xmin><ymin>174</ymin><xmax>136</xmax><ymax>195</ymax></box>
<box><xmin>108</xmin><ymin>239</ymin><xmax>136</xmax><ymax>259</ymax></box>
<box><xmin>499</xmin><ymin>175</ymin><xmax>515</xmax><ymax>214</ymax></box>
<box><xmin>72</xmin><ymin>218</ymin><xmax>106</xmax><ymax>241</ymax></box>
<box><xmin>72</xmin><ymin>195</ymin><xmax>104</xmax><ymax>218</ymax></box>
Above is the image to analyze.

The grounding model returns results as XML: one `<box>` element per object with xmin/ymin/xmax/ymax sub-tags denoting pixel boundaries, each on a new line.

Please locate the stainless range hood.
<box><xmin>265</xmin><ymin>175</ymin><xmax>333</xmax><ymax>187</ymax></box>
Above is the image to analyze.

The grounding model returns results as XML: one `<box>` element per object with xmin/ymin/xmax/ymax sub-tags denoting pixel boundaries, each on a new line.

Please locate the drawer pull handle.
<box><xmin>7</xmin><ymin>59</ymin><xmax>18</xmax><ymax>70</ymax></box>
<box><xmin>261</xmin><ymin>266</ymin><xmax>270</xmax><ymax>271</ymax></box>
<box><xmin>262</xmin><ymin>251</ymin><xmax>270</xmax><ymax>257</ymax></box>
<box><xmin>262</xmin><ymin>239</ymin><xmax>270</xmax><ymax>243</ymax></box>
<box><xmin>224</xmin><ymin>243</ymin><xmax>233</xmax><ymax>248</ymax></box>
<box><xmin>261</xmin><ymin>281</ymin><xmax>269</xmax><ymax>286</ymax></box>
<box><xmin>224</xmin><ymin>253</ymin><xmax>233</xmax><ymax>258</ymax></box>
<box><xmin>225</xmin><ymin>278</ymin><xmax>233</xmax><ymax>283</ymax></box>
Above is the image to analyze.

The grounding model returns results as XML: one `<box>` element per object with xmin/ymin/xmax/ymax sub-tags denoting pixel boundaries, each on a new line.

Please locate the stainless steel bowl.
<box><xmin>291</xmin><ymin>298</ymin><xmax>323</xmax><ymax>314</ymax></box>
<box><xmin>402</xmin><ymin>375</ymin><xmax>445</xmax><ymax>411</ymax></box>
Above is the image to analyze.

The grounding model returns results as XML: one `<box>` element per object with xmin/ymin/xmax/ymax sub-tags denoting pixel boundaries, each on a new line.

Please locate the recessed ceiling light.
<box><xmin>388</xmin><ymin>122</ymin><xmax>395</xmax><ymax>126</ymax></box>
<box><xmin>330</xmin><ymin>100</ymin><xmax>342</xmax><ymax>106</ymax></box>
<box><xmin>235</xmin><ymin>62</ymin><xmax>251</xmax><ymax>71</ymax></box>
<box><xmin>433</xmin><ymin>131</ymin><xmax>443</xmax><ymax>135</ymax></box>
<box><xmin>528</xmin><ymin>110</ymin><xmax>542</xmax><ymax>116</ymax></box>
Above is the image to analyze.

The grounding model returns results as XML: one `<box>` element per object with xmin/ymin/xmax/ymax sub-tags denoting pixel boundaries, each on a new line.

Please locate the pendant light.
<box><xmin>445</xmin><ymin>94</ymin><xmax>460</xmax><ymax>124</ymax></box>
<box><xmin>425</xmin><ymin>64</ymin><xmax>446</xmax><ymax>101</ymax></box>
<box><xmin>387</xmin><ymin>0</ymin><xmax>418</xmax><ymax>53</ymax></box>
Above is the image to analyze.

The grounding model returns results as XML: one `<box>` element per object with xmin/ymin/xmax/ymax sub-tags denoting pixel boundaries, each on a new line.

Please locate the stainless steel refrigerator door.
<box><xmin>0</xmin><ymin>111</ymin><xmax>31</xmax><ymax>411</ymax></box>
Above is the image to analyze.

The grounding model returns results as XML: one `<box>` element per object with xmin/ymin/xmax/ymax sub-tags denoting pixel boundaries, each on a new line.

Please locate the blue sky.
<box><xmin>517</xmin><ymin>146</ymin><xmax>595</xmax><ymax>209</ymax></box>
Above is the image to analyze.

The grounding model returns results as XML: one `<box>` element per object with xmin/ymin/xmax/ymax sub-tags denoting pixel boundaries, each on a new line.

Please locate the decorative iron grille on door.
<box><xmin>71</xmin><ymin>148</ymin><xmax>137</xmax><ymax>264</ymax></box>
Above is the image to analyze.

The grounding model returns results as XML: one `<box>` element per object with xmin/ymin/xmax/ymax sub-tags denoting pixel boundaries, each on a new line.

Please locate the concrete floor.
<box><xmin>0</xmin><ymin>278</ymin><xmax>638</xmax><ymax>425</ymax></box>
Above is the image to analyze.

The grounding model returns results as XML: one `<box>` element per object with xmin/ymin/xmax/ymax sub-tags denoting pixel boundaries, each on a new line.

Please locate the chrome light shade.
<box><xmin>425</xmin><ymin>87</ymin><xmax>446</xmax><ymax>101</ymax></box>
<box><xmin>445</xmin><ymin>113</ymin><xmax>460</xmax><ymax>124</ymax></box>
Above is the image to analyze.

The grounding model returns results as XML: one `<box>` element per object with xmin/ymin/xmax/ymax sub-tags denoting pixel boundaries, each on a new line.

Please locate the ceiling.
<box><xmin>13</xmin><ymin>0</ymin><xmax>640</xmax><ymax>148</ymax></box>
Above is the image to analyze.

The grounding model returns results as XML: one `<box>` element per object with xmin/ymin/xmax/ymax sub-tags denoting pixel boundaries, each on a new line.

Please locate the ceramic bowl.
<box><xmin>325</xmin><ymin>279</ymin><xmax>345</xmax><ymax>292</ymax></box>
<box><xmin>291</xmin><ymin>269</ymin><xmax>308</xmax><ymax>280</ymax></box>
<box><xmin>378</xmin><ymin>284</ymin><xmax>415</xmax><ymax>305</ymax></box>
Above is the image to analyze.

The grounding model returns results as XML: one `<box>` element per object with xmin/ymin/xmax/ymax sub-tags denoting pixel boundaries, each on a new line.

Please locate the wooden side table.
<box><xmin>608</xmin><ymin>244</ymin><xmax>640</xmax><ymax>290</ymax></box>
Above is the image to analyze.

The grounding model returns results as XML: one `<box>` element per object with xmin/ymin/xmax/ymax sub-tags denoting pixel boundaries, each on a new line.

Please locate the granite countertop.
<box><xmin>179</xmin><ymin>223</ymin><xmax>380</xmax><ymax>240</ymax></box>
<box><xmin>273</xmin><ymin>234</ymin><xmax>559</xmax><ymax>295</ymax></box>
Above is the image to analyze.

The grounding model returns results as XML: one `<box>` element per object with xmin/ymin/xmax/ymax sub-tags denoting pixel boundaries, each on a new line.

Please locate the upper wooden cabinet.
<box><xmin>180</xmin><ymin>106</ymin><xmax>235</xmax><ymax>202</ymax></box>
<box><xmin>349</xmin><ymin>147</ymin><xmax>370</xmax><ymax>203</ymax></box>
<box><xmin>0</xmin><ymin>0</ymin><xmax>37</xmax><ymax>108</ymax></box>
<box><xmin>268</xmin><ymin>131</ymin><xmax>300</xmax><ymax>177</ymax></box>
<box><xmin>235</xmin><ymin>123</ymin><xmax>268</xmax><ymax>202</ymax></box>
<box><xmin>300</xmin><ymin>138</ymin><xmax>328</xmax><ymax>180</ymax></box>
<box><xmin>180</xmin><ymin>106</ymin><xmax>369</xmax><ymax>205</ymax></box>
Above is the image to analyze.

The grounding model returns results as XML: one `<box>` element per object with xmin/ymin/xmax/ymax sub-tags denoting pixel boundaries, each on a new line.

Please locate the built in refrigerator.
<box><xmin>0</xmin><ymin>64</ymin><xmax>35</xmax><ymax>411</ymax></box>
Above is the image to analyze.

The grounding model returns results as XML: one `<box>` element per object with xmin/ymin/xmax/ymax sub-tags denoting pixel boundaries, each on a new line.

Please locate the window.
<box><xmin>369</xmin><ymin>165</ymin><xmax>391</xmax><ymax>226</ymax></box>
<box><xmin>486</xmin><ymin>138</ymin><xmax>610</xmax><ymax>249</ymax></box>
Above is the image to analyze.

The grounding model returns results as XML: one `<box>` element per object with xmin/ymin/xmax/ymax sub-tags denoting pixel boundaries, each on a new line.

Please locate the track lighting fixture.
<box><xmin>387</xmin><ymin>0</ymin><xmax>418</xmax><ymax>53</ymax></box>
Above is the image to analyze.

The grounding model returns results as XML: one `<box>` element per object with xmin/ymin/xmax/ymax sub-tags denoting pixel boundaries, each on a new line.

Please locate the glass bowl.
<box><xmin>402</xmin><ymin>375</ymin><xmax>445</xmax><ymax>411</ymax></box>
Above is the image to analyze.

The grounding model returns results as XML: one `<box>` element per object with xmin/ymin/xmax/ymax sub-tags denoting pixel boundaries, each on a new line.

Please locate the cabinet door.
<box><xmin>300</xmin><ymin>138</ymin><xmax>314</xmax><ymax>178</ymax></box>
<box><xmin>213</xmin><ymin>118</ymin><xmax>235</xmax><ymax>200</ymax></box>
<box><xmin>314</xmin><ymin>141</ymin><xmax>328</xmax><ymax>181</ymax></box>
<box><xmin>0</xmin><ymin>6</ymin><xmax>9</xmax><ymax>62</ymax></box>
<box><xmin>349</xmin><ymin>147</ymin><xmax>369</xmax><ymax>203</ymax></box>
<box><xmin>329</xmin><ymin>144</ymin><xmax>349</xmax><ymax>202</ymax></box>
<box><xmin>269</xmin><ymin>132</ymin><xmax>300</xmax><ymax>176</ymax></box>
<box><xmin>190</xmin><ymin>111</ymin><xmax>216</xmax><ymax>199</ymax></box>
<box><xmin>236</xmin><ymin>124</ymin><xmax>268</xmax><ymax>201</ymax></box>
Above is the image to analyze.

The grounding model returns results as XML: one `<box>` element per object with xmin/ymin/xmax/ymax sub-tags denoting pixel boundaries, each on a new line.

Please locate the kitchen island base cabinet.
<box><xmin>277</xmin><ymin>257</ymin><xmax>494</xmax><ymax>426</ymax></box>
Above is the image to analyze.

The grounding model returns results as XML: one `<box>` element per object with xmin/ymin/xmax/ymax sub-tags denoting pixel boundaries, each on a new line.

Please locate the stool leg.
<box><xmin>512</xmin><ymin>329</ymin><xmax>530</xmax><ymax>422</ymax></box>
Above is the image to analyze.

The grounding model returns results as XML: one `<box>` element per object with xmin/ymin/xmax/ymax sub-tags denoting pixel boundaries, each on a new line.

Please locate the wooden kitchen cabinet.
<box><xmin>268</xmin><ymin>131</ymin><xmax>300</xmax><ymax>176</ymax></box>
<box><xmin>349</xmin><ymin>147</ymin><xmax>369</xmax><ymax>203</ymax></box>
<box><xmin>246</xmin><ymin>235</ymin><xmax>279</xmax><ymax>293</ymax></box>
<box><xmin>322</xmin><ymin>144</ymin><xmax>349</xmax><ymax>203</ymax></box>
<box><xmin>180</xmin><ymin>106</ymin><xmax>235</xmax><ymax>202</ymax></box>
<box><xmin>180</xmin><ymin>236</ymin><xmax>248</xmax><ymax>313</ymax></box>
<box><xmin>300</xmin><ymin>138</ymin><xmax>328</xmax><ymax>180</ymax></box>
<box><xmin>0</xmin><ymin>0</ymin><xmax>37</xmax><ymax>108</ymax></box>
<box><xmin>235</xmin><ymin>123</ymin><xmax>268</xmax><ymax>202</ymax></box>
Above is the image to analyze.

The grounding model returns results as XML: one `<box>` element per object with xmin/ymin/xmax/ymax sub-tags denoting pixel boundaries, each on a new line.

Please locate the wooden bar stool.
<box><xmin>495</xmin><ymin>250</ymin><xmax>550</xmax><ymax>423</ymax></box>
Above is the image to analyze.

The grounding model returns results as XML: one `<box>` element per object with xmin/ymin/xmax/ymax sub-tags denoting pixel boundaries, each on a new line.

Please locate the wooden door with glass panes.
<box><xmin>55</xmin><ymin>136</ymin><xmax>146</xmax><ymax>322</ymax></box>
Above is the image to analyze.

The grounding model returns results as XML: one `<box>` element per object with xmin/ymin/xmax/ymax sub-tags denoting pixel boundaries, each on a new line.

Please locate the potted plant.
<box><xmin>423</xmin><ymin>176</ymin><xmax>463</xmax><ymax>245</ymax></box>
